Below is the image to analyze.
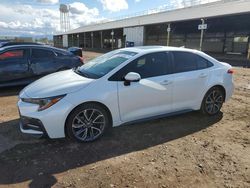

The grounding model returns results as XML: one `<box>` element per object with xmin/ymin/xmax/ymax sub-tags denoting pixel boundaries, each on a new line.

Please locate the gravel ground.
<box><xmin>0</xmin><ymin>52</ymin><xmax>249</xmax><ymax>188</ymax></box>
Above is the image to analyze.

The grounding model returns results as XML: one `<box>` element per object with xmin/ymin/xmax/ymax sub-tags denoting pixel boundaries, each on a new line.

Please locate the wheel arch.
<box><xmin>209</xmin><ymin>85</ymin><xmax>226</xmax><ymax>101</ymax></box>
<box><xmin>200</xmin><ymin>84</ymin><xmax>226</xmax><ymax>109</ymax></box>
<box><xmin>64</xmin><ymin>101</ymin><xmax>113</xmax><ymax>137</ymax></box>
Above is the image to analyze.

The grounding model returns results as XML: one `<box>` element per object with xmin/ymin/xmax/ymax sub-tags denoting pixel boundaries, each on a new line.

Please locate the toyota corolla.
<box><xmin>17</xmin><ymin>46</ymin><xmax>234</xmax><ymax>142</ymax></box>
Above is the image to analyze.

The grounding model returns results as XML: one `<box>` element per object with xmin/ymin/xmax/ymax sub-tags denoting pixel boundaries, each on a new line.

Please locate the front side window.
<box><xmin>0</xmin><ymin>50</ymin><xmax>25</xmax><ymax>61</ymax></box>
<box><xmin>109</xmin><ymin>52</ymin><xmax>171</xmax><ymax>81</ymax></box>
<box><xmin>75</xmin><ymin>50</ymin><xmax>137</xmax><ymax>79</ymax></box>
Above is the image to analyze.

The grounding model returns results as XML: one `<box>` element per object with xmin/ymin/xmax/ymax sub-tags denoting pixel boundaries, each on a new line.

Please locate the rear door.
<box><xmin>171</xmin><ymin>51</ymin><xmax>212</xmax><ymax>111</ymax></box>
<box><xmin>30</xmin><ymin>48</ymin><xmax>56</xmax><ymax>76</ymax></box>
<box><xmin>0</xmin><ymin>48</ymin><xmax>30</xmax><ymax>83</ymax></box>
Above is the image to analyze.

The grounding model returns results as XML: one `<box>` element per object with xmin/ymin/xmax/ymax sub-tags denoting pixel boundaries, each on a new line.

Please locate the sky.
<box><xmin>0</xmin><ymin>0</ymin><xmax>218</xmax><ymax>38</ymax></box>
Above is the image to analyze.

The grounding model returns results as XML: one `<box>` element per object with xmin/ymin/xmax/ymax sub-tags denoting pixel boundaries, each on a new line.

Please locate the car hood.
<box><xmin>21</xmin><ymin>69</ymin><xmax>94</xmax><ymax>98</ymax></box>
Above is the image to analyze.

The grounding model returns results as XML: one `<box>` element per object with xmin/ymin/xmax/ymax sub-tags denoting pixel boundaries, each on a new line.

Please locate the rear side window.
<box><xmin>172</xmin><ymin>51</ymin><xmax>213</xmax><ymax>73</ymax></box>
<box><xmin>0</xmin><ymin>50</ymin><xmax>25</xmax><ymax>60</ymax></box>
<box><xmin>32</xmin><ymin>49</ymin><xmax>55</xmax><ymax>58</ymax></box>
<box><xmin>196</xmin><ymin>55</ymin><xmax>213</xmax><ymax>70</ymax></box>
<box><xmin>55</xmin><ymin>50</ymin><xmax>72</xmax><ymax>57</ymax></box>
<box><xmin>109</xmin><ymin>52</ymin><xmax>172</xmax><ymax>81</ymax></box>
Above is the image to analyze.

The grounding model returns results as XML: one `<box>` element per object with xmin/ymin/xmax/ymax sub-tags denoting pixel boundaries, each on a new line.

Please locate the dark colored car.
<box><xmin>0</xmin><ymin>45</ymin><xmax>83</xmax><ymax>87</ymax></box>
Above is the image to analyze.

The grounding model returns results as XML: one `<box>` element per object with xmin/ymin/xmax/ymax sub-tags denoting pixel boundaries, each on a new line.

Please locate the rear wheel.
<box><xmin>201</xmin><ymin>87</ymin><xmax>225</xmax><ymax>116</ymax></box>
<box><xmin>66</xmin><ymin>103</ymin><xmax>110</xmax><ymax>142</ymax></box>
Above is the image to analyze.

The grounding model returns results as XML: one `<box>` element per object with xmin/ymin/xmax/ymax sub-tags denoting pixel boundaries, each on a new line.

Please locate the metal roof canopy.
<box><xmin>55</xmin><ymin>0</ymin><xmax>250</xmax><ymax>36</ymax></box>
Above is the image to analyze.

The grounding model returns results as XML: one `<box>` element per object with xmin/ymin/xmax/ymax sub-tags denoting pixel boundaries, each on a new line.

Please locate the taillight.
<box><xmin>227</xmin><ymin>69</ymin><xmax>234</xmax><ymax>74</ymax></box>
<box><xmin>79</xmin><ymin>56</ymin><xmax>84</xmax><ymax>64</ymax></box>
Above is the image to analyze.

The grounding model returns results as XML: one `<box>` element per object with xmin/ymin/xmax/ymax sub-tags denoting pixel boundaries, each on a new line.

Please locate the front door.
<box><xmin>112</xmin><ymin>52</ymin><xmax>174</xmax><ymax>122</ymax></box>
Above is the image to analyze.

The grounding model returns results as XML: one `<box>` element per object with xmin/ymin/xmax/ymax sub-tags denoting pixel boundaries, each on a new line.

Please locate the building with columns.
<box><xmin>54</xmin><ymin>0</ymin><xmax>250</xmax><ymax>60</ymax></box>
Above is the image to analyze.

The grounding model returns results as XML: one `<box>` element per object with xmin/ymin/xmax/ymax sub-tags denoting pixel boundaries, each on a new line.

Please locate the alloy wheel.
<box><xmin>71</xmin><ymin>109</ymin><xmax>105</xmax><ymax>142</ymax></box>
<box><xmin>205</xmin><ymin>90</ymin><xmax>223</xmax><ymax>115</ymax></box>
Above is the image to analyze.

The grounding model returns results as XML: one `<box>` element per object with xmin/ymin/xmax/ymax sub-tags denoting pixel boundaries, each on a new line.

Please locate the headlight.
<box><xmin>21</xmin><ymin>95</ymin><xmax>66</xmax><ymax>111</ymax></box>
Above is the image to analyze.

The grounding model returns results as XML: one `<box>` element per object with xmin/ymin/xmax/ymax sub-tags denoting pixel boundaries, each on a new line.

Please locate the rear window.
<box><xmin>55</xmin><ymin>50</ymin><xmax>72</xmax><ymax>57</ymax></box>
<box><xmin>32</xmin><ymin>49</ymin><xmax>55</xmax><ymax>58</ymax></box>
<box><xmin>172</xmin><ymin>51</ymin><xmax>213</xmax><ymax>73</ymax></box>
<box><xmin>0</xmin><ymin>50</ymin><xmax>24</xmax><ymax>60</ymax></box>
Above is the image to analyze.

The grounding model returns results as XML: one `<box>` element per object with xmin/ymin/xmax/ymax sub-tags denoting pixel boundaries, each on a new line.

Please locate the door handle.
<box><xmin>160</xmin><ymin>80</ymin><xmax>173</xmax><ymax>85</ymax></box>
<box><xmin>199</xmin><ymin>73</ymin><xmax>208</xmax><ymax>78</ymax></box>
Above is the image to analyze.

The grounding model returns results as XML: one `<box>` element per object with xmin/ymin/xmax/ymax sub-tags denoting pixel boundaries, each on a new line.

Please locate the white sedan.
<box><xmin>17</xmin><ymin>46</ymin><xmax>234</xmax><ymax>142</ymax></box>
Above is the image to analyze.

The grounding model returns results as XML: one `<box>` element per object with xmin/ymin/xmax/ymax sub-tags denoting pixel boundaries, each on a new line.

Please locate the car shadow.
<box><xmin>0</xmin><ymin>111</ymin><xmax>223</xmax><ymax>187</ymax></box>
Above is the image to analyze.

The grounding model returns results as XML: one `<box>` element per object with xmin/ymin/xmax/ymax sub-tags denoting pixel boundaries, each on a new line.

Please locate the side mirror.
<box><xmin>124</xmin><ymin>72</ymin><xmax>141</xmax><ymax>86</ymax></box>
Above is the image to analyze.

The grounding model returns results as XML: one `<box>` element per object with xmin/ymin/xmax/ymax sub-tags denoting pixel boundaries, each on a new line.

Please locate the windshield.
<box><xmin>75</xmin><ymin>50</ymin><xmax>137</xmax><ymax>79</ymax></box>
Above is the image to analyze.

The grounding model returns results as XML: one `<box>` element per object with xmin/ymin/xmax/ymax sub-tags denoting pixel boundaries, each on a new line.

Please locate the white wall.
<box><xmin>62</xmin><ymin>35</ymin><xmax>68</xmax><ymax>48</ymax></box>
<box><xmin>124</xmin><ymin>26</ymin><xmax>144</xmax><ymax>46</ymax></box>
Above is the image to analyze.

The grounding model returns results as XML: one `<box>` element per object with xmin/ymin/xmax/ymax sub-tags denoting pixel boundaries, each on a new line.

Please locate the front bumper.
<box><xmin>17</xmin><ymin>96</ymin><xmax>75</xmax><ymax>139</ymax></box>
<box><xmin>19</xmin><ymin>116</ymin><xmax>48</xmax><ymax>138</ymax></box>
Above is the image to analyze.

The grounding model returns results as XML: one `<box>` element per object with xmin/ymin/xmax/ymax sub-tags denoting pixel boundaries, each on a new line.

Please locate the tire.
<box><xmin>66</xmin><ymin>103</ymin><xmax>111</xmax><ymax>142</ymax></box>
<box><xmin>200</xmin><ymin>87</ymin><xmax>225</xmax><ymax>116</ymax></box>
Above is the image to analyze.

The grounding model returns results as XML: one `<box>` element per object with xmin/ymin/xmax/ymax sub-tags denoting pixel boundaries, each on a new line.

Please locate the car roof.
<box><xmin>0</xmin><ymin>44</ymin><xmax>51</xmax><ymax>50</ymax></box>
<box><xmin>0</xmin><ymin>42</ymin><xmax>43</xmax><ymax>48</ymax></box>
<box><xmin>119</xmin><ymin>45</ymin><xmax>220</xmax><ymax>64</ymax></box>
<box><xmin>121</xmin><ymin>46</ymin><xmax>199</xmax><ymax>54</ymax></box>
<box><xmin>0</xmin><ymin>45</ymin><xmax>70</xmax><ymax>54</ymax></box>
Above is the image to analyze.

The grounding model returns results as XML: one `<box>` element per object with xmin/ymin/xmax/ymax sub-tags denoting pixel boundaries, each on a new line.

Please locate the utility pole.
<box><xmin>199</xmin><ymin>18</ymin><xmax>207</xmax><ymax>51</ymax></box>
<box><xmin>100</xmin><ymin>31</ymin><xmax>103</xmax><ymax>48</ymax></box>
<box><xmin>111</xmin><ymin>30</ymin><xmax>114</xmax><ymax>50</ymax></box>
<box><xmin>91</xmin><ymin>32</ymin><xmax>94</xmax><ymax>49</ymax></box>
<box><xmin>77</xmin><ymin>34</ymin><xmax>79</xmax><ymax>47</ymax></box>
<box><xmin>71</xmin><ymin>35</ymin><xmax>73</xmax><ymax>47</ymax></box>
<box><xmin>167</xmin><ymin>23</ymin><xmax>171</xmax><ymax>46</ymax></box>
<box><xmin>84</xmin><ymin>32</ymin><xmax>86</xmax><ymax>49</ymax></box>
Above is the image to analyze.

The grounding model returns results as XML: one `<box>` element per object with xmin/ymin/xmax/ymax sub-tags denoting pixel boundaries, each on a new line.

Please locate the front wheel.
<box><xmin>66</xmin><ymin>103</ymin><xmax>110</xmax><ymax>142</ymax></box>
<box><xmin>201</xmin><ymin>87</ymin><xmax>225</xmax><ymax>116</ymax></box>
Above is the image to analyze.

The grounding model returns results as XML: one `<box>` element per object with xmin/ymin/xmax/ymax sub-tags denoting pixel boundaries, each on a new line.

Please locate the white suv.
<box><xmin>17</xmin><ymin>46</ymin><xmax>234</xmax><ymax>142</ymax></box>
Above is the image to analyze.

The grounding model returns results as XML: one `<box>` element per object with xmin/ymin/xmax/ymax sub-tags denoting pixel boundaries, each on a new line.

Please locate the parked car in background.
<box><xmin>18</xmin><ymin>46</ymin><xmax>234</xmax><ymax>142</ymax></box>
<box><xmin>0</xmin><ymin>45</ymin><xmax>83</xmax><ymax>87</ymax></box>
